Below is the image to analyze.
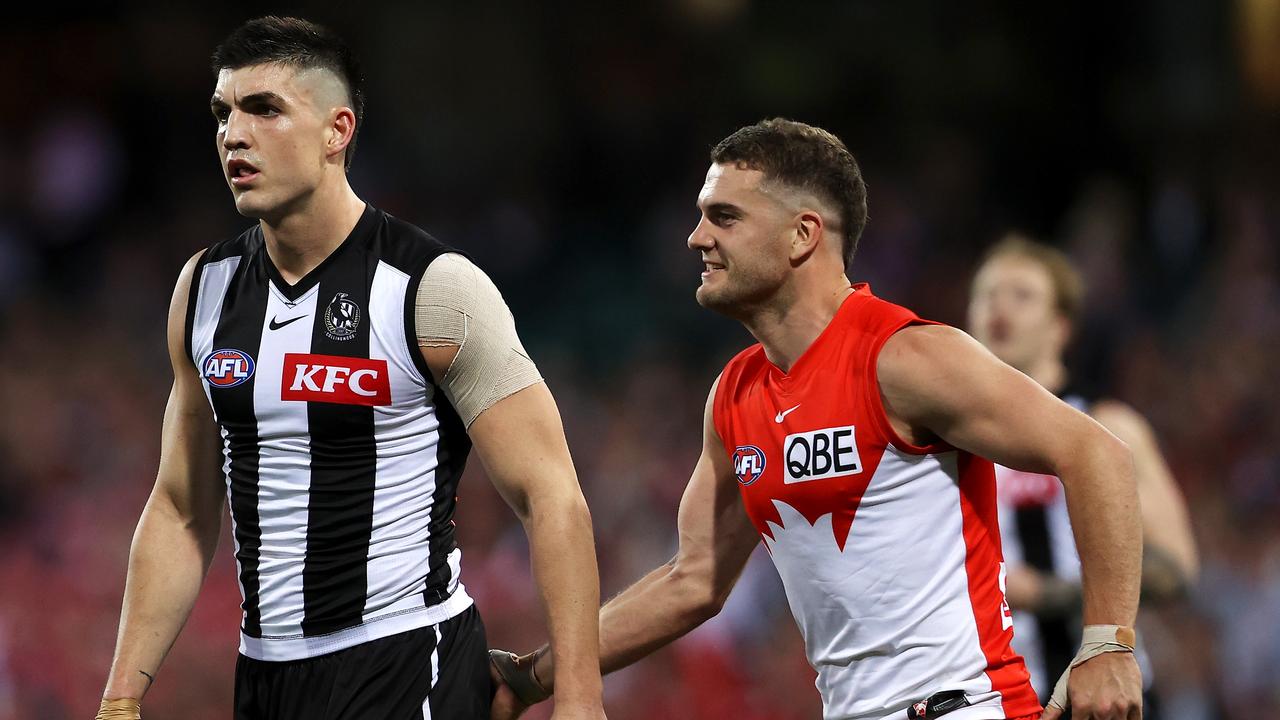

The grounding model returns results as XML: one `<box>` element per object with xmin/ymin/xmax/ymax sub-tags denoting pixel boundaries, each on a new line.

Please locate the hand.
<box><xmin>490</xmin><ymin>661</ymin><xmax>532</xmax><ymax>720</ymax></box>
<box><xmin>1040</xmin><ymin>651</ymin><xmax>1142</xmax><ymax>720</ymax></box>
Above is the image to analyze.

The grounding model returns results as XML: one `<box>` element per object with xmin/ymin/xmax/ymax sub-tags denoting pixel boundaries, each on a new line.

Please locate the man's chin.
<box><xmin>231</xmin><ymin>190</ymin><xmax>275</xmax><ymax>219</ymax></box>
<box><xmin>695</xmin><ymin>285</ymin><xmax>740</xmax><ymax>316</ymax></box>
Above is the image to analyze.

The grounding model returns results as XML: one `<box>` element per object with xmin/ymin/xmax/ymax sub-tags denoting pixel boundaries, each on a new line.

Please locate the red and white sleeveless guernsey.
<box><xmin>712</xmin><ymin>285</ymin><xmax>1041</xmax><ymax>720</ymax></box>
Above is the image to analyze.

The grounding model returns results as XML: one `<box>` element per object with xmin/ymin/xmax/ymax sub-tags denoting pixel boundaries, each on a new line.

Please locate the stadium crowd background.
<box><xmin>1</xmin><ymin>2</ymin><xmax>1277</xmax><ymax>718</ymax></box>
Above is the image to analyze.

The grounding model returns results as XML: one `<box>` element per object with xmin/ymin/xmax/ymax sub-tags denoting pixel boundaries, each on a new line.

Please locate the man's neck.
<box><xmin>1024</xmin><ymin>355</ymin><xmax>1068</xmax><ymax>395</ymax></box>
<box><xmin>743</xmin><ymin>275</ymin><xmax>853</xmax><ymax>373</ymax></box>
<box><xmin>260</xmin><ymin>179</ymin><xmax>365</xmax><ymax>284</ymax></box>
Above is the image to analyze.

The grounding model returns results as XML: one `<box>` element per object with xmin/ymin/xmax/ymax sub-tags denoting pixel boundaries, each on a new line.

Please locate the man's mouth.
<box><xmin>702</xmin><ymin>260</ymin><xmax>726</xmax><ymax>278</ymax></box>
<box><xmin>227</xmin><ymin>158</ymin><xmax>261</xmax><ymax>186</ymax></box>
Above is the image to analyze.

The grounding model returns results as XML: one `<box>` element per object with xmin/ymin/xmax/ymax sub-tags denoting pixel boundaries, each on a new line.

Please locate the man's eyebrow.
<box><xmin>210</xmin><ymin>91</ymin><xmax>287</xmax><ymax>108</ymax></box>
<box><xmin>701</xmin><ymin>201</ymin><xmax>745</xmax><ymax>216</ymax></box>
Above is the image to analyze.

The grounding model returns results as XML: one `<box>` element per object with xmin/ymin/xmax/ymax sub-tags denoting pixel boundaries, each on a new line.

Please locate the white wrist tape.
<box><xmin>1047</xmin><ymin>624</ymin><xmax>1137</xmax><ymax>711</ymax></box>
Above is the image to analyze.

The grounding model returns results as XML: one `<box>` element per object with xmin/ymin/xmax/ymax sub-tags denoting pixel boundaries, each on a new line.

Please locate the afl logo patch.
<box><xmin>732</xmin><ymin>445</ymin><xmax>767</xmax><ymax>486</ymax></box>
<box><xmin>324</xmin><ymin>292</ymin><xmax>361</xmax><ymax>341</ymax></box>
<box><xmin>201</xmin><ymin>349</ymin><xmax>255</xmax><ymax>388</ymax></box>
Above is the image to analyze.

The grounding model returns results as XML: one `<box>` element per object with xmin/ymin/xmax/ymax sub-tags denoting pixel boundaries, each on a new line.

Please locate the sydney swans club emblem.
<box><xmin>324</xmin><ymin>292</ymin><xmax>361</xmax><ymax>341</ymax></box>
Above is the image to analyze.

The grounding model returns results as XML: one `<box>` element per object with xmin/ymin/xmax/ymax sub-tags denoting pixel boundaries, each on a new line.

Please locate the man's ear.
<box><xmin>327</xmin><ymin>107</ymin><xmax>356</xmax><ymax>162</ymax></box>
<box><xmin>789</xmin><ymin>209</ymin><xmax>825</xmax><ymax>263</ymax></box>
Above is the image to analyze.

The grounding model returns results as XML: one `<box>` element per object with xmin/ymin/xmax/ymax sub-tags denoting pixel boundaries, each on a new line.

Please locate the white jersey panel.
<box><xmin>190</xmin><ymin>255</ymin><xmax>241</xmax><ymax>364</ymax></box>
<box><xmin>764</xmin><ymin>448</ymin><xmax>1004</xmax><ymax>720</ymax></box>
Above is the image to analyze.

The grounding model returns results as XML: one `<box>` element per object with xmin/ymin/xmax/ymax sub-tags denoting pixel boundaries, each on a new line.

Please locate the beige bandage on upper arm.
<box><xmin>415</xmin><ymin>253</ymin><xmax>543</xmax><ymax>427</ymax></box>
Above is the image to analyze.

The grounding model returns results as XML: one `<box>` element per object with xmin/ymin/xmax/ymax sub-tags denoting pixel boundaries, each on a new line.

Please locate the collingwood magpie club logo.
<box><xmin>323</xmin><ymin>292</ymin><xmax>361</xmax><ymax>341</ymax></box>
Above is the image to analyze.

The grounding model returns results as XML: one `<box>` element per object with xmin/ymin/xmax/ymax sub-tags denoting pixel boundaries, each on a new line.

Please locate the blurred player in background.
<box><xmin>95</xmin><ymin>16</ymin><xmax>605</xmax><ymax>720</ymax></box>
<box><xmin>492</xmin><ymin>119</ymin><xmax>1143</xmax><ymax>720</ymax></box>
<box><xmin>968</xmin><ymin>235</ymin><xmax>1199</xmax><ymax>716</ymax></box>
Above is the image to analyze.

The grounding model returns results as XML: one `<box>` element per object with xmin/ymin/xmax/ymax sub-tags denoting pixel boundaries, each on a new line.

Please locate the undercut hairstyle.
<box><xmin>981</xmin><ymin>234</ymin><xmax>1086</xmax><ymax>322</ymax></box>
<box><xmin>212</xmin><ymin>16</ymin><xmax>365</xmax><ymax>171</ymax></box>
<box><xmin>711</xmin><ymin>118</ymin><xmax>869</xmax><ymax>269</ymax></box>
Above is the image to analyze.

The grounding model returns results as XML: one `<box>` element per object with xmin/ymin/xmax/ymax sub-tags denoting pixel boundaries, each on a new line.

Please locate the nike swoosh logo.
<box><xmin>269</xmin><ymin>315</ymin><xmax>307</xmax><ymax>331</ymax></box>
<box><xmin>775</xmin><ymin>404</ymin><xmax>801</xmax><ymax>423</ymax></box>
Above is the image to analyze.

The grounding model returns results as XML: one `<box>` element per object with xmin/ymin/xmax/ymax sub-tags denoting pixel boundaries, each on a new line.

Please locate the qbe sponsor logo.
<box><xmin>783</xmin><ymin>425</ymin><xmax>862</xmax><ymax>484</ymax></box>
<box><xmin>732</xmin><ymin>445</ymin><xmax>767</xmax><ymax>486</ymax></box>
<box><xmin>281</xmin><ymin>353</ymin><xmax>391</xmax><ymax>406</ymax></box>
<box><xmin>202</xmin><ymin>348</ymin><xmax>256</xmax><ymax>388</ymax></box>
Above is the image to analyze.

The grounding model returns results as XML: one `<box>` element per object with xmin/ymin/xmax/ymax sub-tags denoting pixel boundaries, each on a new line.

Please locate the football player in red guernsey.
<box><xmin>491</xmin><ymin>120</ymin><xmax>1143</xmax><ymax>720</ymax></box>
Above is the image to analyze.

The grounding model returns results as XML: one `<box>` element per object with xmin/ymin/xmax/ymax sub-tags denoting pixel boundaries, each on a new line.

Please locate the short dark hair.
<box><xmin>212</xmin><ymin>16</ymin><xmax>365</xmax><ymax>171</ymax></box>
<box><xmin>981</xmin><ymin>234</ymin><xmax>1086</xmax><ymax>322</ymax></box>
<box><xmin>711</xmin><ymin>119</ymin><xmax>868</xmax><ymax>269</ymax></box>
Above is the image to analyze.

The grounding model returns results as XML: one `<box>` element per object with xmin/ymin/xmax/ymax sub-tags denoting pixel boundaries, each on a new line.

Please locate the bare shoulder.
<box><xmin>166</xmin><ymin>250</ymin><xmax>207</xmax><ymax>355</ymax></box>
<box><xmin>877</xmin><ymin>323</ymin><xmax>986</xmax><ymax>387</ymax></box>
<box><xmin>1089</xmin><ymin>399</ymin><xmax>1156</xmax><ymax>447</ymax></box>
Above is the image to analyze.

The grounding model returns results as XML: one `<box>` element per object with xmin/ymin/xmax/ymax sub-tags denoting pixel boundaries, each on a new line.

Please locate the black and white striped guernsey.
<box><xmin>995</xmin><ymin>387</ymin><xmax>1153</xmax><ymax>699</ymax></box>
<box><xmin>185</xmin><ymin>204</ymin><xmax>474</xmax><ymax>661</ymax></box>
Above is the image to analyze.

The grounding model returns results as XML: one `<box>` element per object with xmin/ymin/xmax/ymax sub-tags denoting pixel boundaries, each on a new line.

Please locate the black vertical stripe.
<box><xmin>423</xmin><ymin>395</ymin><xmax>471</xmax><ymax>605</ymax></box>
<box><xmin>1015</xmin><ymin>505</ymin><xmax>1077</xmax><ymax>695</ymax></box>
<box><xmin>207</xmin><ymin>246</ymin><xmax>270</xmax><ymax>638</ymax></box>
<box><xmin>300</xmin><ymin>237</ymin><xmax>380</xmax><ymax>636</ymax></box>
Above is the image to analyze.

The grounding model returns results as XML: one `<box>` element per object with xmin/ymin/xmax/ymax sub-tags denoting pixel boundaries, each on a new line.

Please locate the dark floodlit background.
<box><xmin>2</xmin><ymin>2</ymin><xmax>1278</xmax><ymax>718</ymax></box>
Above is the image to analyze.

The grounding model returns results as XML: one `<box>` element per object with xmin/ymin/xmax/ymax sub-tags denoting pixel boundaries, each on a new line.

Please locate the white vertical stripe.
<box><xmin>190</xmin><ymin>255</ymin><xmax>243</xmax><ymax>600</ymax></box>
<box><xmin>249</xmin><ymin>284</ymin><xmax>319</xmax><ymax>637</ymax></box>
<box><xmin>421</xmin><ymin>623</ymin><xmax>443</xmax><ymax>719</ymax></box>
<box><xmin>190</xmin><ymin>256</ymin><xmax>242</xmax><ymax>365</ymax></box>
<box><xmin>366</xmin><ymin>261</ymin><xmax>441</xmax><ymax>619</ymax></box>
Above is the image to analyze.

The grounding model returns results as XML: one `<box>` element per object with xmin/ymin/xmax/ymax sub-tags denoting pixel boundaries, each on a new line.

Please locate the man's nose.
<box><xmin>687</xmin><ymin>216</ymin><xmax>714</xmax><ymax>250</ymax></box>
<box><xmin>222</xmin><ymin>110</ymin><xmax>251</xmax><ymax>151</ymax></box>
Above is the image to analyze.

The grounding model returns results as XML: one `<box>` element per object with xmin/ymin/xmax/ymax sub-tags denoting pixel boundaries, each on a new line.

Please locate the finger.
<box><xmin>1039</xmin><ymin>705</ymin><xmax>1062</xmax><ymax>720</ymax></box>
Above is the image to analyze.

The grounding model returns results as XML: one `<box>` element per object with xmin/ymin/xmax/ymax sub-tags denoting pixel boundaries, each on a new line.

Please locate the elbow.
<box><xmin>524</xmin><ymin>483</ymin><xmax>593</xmax><ymax>529</ymax></box>
<box><xmin>667</xmin><ymin>557</ymin><xmax>729</xmax><ymax>627</ymax></box>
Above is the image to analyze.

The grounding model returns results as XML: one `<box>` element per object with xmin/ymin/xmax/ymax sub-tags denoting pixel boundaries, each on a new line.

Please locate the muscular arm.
<box><xmin>527</xmin><ymin>381</ymin><xmax>761</xmax><ymax>689</ymax></box>
<box><xmin>102</xmin><ymin>251</ymin><xmax>224</xmax><ymax>701</ymax></box>
<box><xmin>878</xmin><ymin>325</ymin><xmax>1140</xmax><ymax>627</ymax></box>
<box><xmin>879</xmin><ymin>325</ymin><xmax>1142</xmax><ymax>718</ymax></box>
<box><xmin>1091</xmin><ymin>400</ymin><xmax>1198</xmax><ymax>601</ymax></box>
<box><xmin>1003</xmin><ymin>400</ymin><xmax>1198</xmax><ymax>614</ymax></box>
<box><xmin>417</xmin><ymin>255</ymin><xmax>603</xmax><ymax>710</ymax></box>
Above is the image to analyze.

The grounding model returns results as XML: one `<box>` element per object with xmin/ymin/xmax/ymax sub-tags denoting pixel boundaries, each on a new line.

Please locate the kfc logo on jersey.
<box><xmin>783</xmin><ymin>425</ymin><xmax>862</xmax><ymax>484</ymax></box>
<box><xmin>732</xmin><ymin>445</ymin><xmax>767</xmax><ymax>486</ymax></box>
<box><xmin>201</xmin><ymin>349</ymin><xmax>256</xmax><ymax>388</ymax></box>
<box><xmin>281</xmin><ymin>353</ymin><xmax>391</xmax><ymax>406</ymax></box>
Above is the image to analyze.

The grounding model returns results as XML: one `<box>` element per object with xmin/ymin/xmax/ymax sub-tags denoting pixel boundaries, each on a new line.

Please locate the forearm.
<box><xmin>1057</xmin><ymin>437</ymin><xmax>1141</xmax><ymax>626</ymax></box>
<box><xmin>535</xmin><ymin>556</ymin><xmax>717</xmax><ymax>690</ymax></box>
<box><xmin>524</xmin><ymin>487</ymin><xmax>603</xmax><ymax>704</ymax></box>
<box><xmin>103</xmin><ymin>494</ymin><xmax>219</xmax><ymax>699</ymax></box>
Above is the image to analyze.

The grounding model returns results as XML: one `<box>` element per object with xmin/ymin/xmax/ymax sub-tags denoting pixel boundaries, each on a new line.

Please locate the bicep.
<box><xmin>466</xmin><ymin>381</ymin><xmax>574</xmax><ymax>518</ymax></box>
<box><xmin>153</xmin><ymin>251</ymin><xmax>223</xmax><ymax>521</ymax></box>
<box><xmin>674</xmin><ymin>382</ymin><xmax>759</xmax><ymax>587</ymax></box>
<box><xmin>879</xmin><ymin>325</ymin><xmax>1113</xmax><ymax>475</ymax></box>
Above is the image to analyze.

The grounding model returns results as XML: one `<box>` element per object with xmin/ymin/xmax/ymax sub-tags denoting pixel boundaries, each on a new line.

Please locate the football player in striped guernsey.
<box><xmin>96</xmin><ymin>16</ymin><xmax>605</xmax><ymax>720</ymax></box>
<box><xmin>968</xmin><ymin>235</ymin><xmax>1198</xmax><ymax>717</ymax></box>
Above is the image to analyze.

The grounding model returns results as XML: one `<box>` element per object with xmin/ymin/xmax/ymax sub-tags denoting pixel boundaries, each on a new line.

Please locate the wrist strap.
<box><xmin>97</xmin><ymin>698</ymin><xmax>142</xmax><ymax>720</ymax></box>
<box><xmin>1046</xmin><ymin>624</ymin><xmax>1136</xmax><ymax>711</ymax></box>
